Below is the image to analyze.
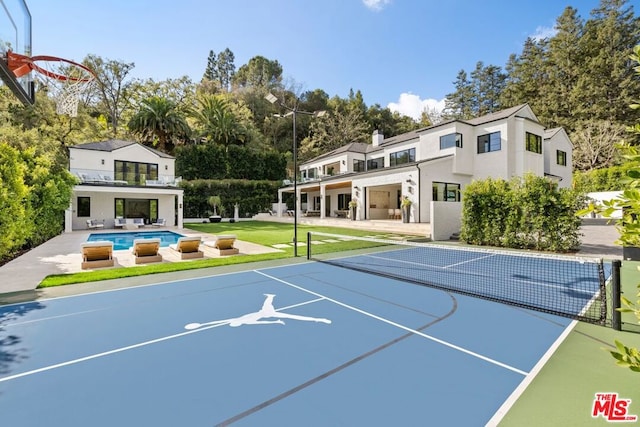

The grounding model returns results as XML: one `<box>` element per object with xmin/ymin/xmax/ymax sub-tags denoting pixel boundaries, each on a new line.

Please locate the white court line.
<box><xmin>485</xmin><ymin>319</ymin><xmax>578</xmax><ymax>426</ymax></box>
<box><xmin>254</xmin><ymin>270</ymin><xmax>528</xmax><ymax>376</ymax></box>
<box><xmin>0</xmin><ymin>297</ymin><xmax>324</xmax><ymax>383</ymax></box>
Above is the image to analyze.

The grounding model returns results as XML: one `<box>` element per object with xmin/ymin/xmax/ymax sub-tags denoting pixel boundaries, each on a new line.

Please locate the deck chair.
<box><xmin>151</xmin><ymin>218</ymin><xmax>166</xmax><ymax>227</ymax></box>
<box><xmin>81</xmin><ymin>241</ymin><xmax>114</xmax><ymax>269</ymax></box>
<box><xmin>131</xmin><ymin>238</ymin><xmax>163</xmax><ymax>264</ymax></box>
<box><xmin>132</xmin><ymin>218</ymin><xmax>145</xmax><ymax>228</ymax></box>
<box><xmin>169</xmin><ymin>236</ymin><xmax>203</xmax><ymax>259</ymax></box>
<box><xmin>203</xmin><ymin>234</ymin><xmax>239</xmax><ymax>256</ymax></box>
<box><xmin>114</xmin><ymin>217</ymin><xmax>126</xmax><ymax>228</ymax></box>
<box><xmin>86</xmin><ymin>219</ymin><xmax>104</xmax><ymax>230</ymax></box>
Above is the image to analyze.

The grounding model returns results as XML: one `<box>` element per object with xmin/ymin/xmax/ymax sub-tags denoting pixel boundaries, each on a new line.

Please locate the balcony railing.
<box><xmin>71</xmin><ymin>168</ymin><xmax>182</xmax><ymax>187</ymax></box>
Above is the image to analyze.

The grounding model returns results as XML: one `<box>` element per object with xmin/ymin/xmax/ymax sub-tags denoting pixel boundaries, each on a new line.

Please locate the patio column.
<box><xmin>296</xmin><ymin>187</ymin><xmax>302</xmax><ymax>216</ymax></box>
<box><xmin>320</xmin><ymin>184</ymin><xmax>326</xmax><ymax>219</ymax></box>
<box><xmin>177</xmin><ymin>192</ymin><xmax>184</xmax><ymax>229</ymax></box>
<box><xmin>277</xmin><ymin>189</ymin><xmax>283</xmax><ymax>217</ymax></box>
<box><xmin>65</xmin><ymin>202</ymin><xmax>73</xmax><ymax>233</ymax></box>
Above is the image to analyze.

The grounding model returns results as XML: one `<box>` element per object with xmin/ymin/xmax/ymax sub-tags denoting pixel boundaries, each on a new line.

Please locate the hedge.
<box><xmin>181</xmin><ymin>179</ymin><xmax>281</xmax><ymax>218</ymax></box>
<box><xmin>459</xmin><ymin>174</ymin><xmax>585</xmax><ymax>252</ymax></box>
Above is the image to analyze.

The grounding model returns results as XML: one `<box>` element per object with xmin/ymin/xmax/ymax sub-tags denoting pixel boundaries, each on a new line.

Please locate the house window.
<box><xmin>353</xmin><ymin>159</ymin><xmax>365</xmax><ymax>172</ymax></box>
<box><xmin>389</xmin><ymin>148</ymin><xmax>416</xmax><ymax>166</ymax></box>
<box><xmin>432</xmin><ymin>182</ymin><xmax>460</xmax><ymax>202</ymax></box>
<box><xmin>114</xmin><ymin>198</ymin><xmax>159</xmax><ymax>223</ymax></box>
<box><xmin>477</xmin><ymin>132</ymin><xmax>501</xmax><ymax>153</ymax></box>
<box><xmin>526</xmin><ymin>132</ymin><xmax>542</xmax><ymax>154</ymax></box>
<box><xmin>557</xmin><ymin>150</ymin><xmax>567</xmax><ymax>166</ymax></box>
<box><xmin>440</xmin><ymin>133</ymin><xmax>462</xmax><ymax>149</ymax></box>
<box><xmin>77</xmin><ymin>197</ymin><xmax>91</xmax><ymax>217</ymax></box>
<box><xmin>367</xmin><ymin>157</ymin><xmax>384</xmax><ymax>170</ymax></box>
<box><xmin>337</xmin><ymin>193</ymin><xmax>352</xmax><ymax>210</ymax></box>
<box><xmin>114</xmin><ymin>160</ymin><xmax>158</xmax><ymax>185</ymax></box>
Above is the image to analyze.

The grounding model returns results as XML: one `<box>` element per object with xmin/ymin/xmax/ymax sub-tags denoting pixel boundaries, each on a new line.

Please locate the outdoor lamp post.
<box><xmin>265</xmin><ymin>92</ymin><xmax>325</xmax><ymax>257</ymax></box>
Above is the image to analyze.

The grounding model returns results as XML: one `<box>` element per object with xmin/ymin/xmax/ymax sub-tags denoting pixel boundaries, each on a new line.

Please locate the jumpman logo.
<box><xmin>184</xmin><ymin>294</ymin><xmax>332</xmax><ymax>330</ymax></box>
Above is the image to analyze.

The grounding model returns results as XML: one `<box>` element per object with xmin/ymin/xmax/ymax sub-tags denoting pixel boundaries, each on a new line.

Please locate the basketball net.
<box><xmin>6</xmin><ymin>51</ymin><xmax>96</xmax><ymax>117</ymax></box>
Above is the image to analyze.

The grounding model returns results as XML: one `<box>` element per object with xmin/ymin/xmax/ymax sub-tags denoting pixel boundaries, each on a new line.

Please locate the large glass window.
<box><xmin>440</xmin><ymin>133</ymin><xmax>462</xmax><ymax>149</ymax></box>
<box><xmin>114</xmin><ymin>198</ymin><xmax>159</xmax><ymax>223</ymax></box>
<box><xmin>526</xmin><ymin>132</ymin><xmax>542</xmax><ymax>154</ymax></box>
<box><xmin>114</xmin><ymin>161</ymin><xmax>158</xmax><ymax>185</ymax></box>
<box><xmin>556</xmin><ymin>150</ymin><xmax>567</xmax><ymax>166</ymax></box>
<box><xmin>353</xmin><ymin>159</ymin><xmax>365</xmax><ymax>172</ymax></box>
<box><xmin>389</xmin><ymin>148</ymin><xmax>416</xmax><ymax>166</ymax></box>
<box><xmin>77</xmin><ymin>197</ymin><xmax>91</xmax><ymax>217</ymax></box>
<box><xmin>337</xmin><ymin>193</ymin><xmax>352</xmax><ymax>210</ymax></box>
<box><xmin>367</xmin><ymin>157</ymin><xmax>384</xmax><ymax>170</ymax></box>
<box><xmin>432</xmin><ymin>182</ymin><xmax>461</xmax><ymax>202</ymax></box>
<box><xmin>477</xmin><ymin>132</ymin><xmax>501</xmax><ymax>153</ymax></box>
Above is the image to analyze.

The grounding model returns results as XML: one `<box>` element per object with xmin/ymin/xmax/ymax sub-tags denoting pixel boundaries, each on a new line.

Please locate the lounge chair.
<box><xmin>114</xmin><ymin>217</ymin><xmax>126</xmax><ymax>228</ymax></box>
<box><xmin>151</xmin><ymin>218</ymin><xmax>166</xmax><ymax>227</ymax></box>
<box><xmin>131</xmin><ymin>238</ymin><xmax>163</xmax><ymax>264</ymax></box>
<box><xmin>169</xmin><ymin>236</ymin><xmax>203</xmax><ymax>259</ymax></box>
<box><xmin>132</xmin><ymin>218</ymin><xmax>145</xmax><ymax>228</ymax></box>
<box><xmin>86</xmin><ymin>219</ymin><xmax>104</xmax><ymax>230</ymax></box>
<box><xmin>81</xmin><ymin>241</ymin><xmax>114</xmax><ymax>269</ymax></box>
<box><xmin>203</xmin><ymin>234</ymin><xmax>239</xmax><ymax>255</ymax></box>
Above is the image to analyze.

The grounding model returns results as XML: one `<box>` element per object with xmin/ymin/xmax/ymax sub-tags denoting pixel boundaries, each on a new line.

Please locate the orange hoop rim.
<box><xmin>6</xmin><ymin>51</ymin><xmax>96</xmax><ymax>82</ymax></box>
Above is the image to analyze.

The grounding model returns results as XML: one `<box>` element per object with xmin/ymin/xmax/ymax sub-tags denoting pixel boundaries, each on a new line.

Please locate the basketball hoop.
<box><xmin>6</xmin><ymin>51</ymin><xmax>96</xmax><ymax>117</ymax></box>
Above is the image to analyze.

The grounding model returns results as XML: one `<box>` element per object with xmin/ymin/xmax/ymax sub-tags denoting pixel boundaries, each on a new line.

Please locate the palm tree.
<box><xmin>128</xmin><ymin>96</ymin><xmax>191</xmax><ymax>153</ymax></box>
<box><xmin>191</xmin><ymin>95</ymin><xmax>246</xmax><ymax>147</ymax></box>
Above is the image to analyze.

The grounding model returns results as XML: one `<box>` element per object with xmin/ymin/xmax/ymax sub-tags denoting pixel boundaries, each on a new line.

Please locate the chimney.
<box><xmin>372</xmin><ymin>130</ymin><xmax>383</xmax><ymax>147</ymax></box>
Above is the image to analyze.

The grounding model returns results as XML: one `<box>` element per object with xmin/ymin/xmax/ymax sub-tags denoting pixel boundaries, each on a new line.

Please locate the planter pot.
<box><xmin>623</xmin><ymin>246</ymin><xmax>640</xmax><ymax>261</ymax></box>
<box><xmin>402</xmin><ymin>206</ymin><xmax>410</xmax><ymax>223</ymax></box>
<box><xmin>209</xmin><ymin>216</ymin><xmax>222</xmax><ymax>223</ymax></box>
<box><xmin>350</xmin><ymin>207</ymin><xmax>356</xmax><ymax>221</ymax></box>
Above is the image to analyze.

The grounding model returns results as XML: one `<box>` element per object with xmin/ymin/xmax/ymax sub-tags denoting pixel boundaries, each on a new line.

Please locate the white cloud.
<box><xmin>362</xmin><ymin>0</ymin><xmax>392</xmax><ymax>12</ymax></box>
<box><xmin>387</xmin><ymin>93</ymin><xmax>446</xmax><ymax>123</ymax></box>
<box><xmin>531</xmin><ymin>25</ymin><xmax>557</xmax><ymax>42</ymax></box>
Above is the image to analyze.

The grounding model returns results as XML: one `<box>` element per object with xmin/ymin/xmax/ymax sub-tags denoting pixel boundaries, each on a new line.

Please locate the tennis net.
<box><xmin>307</xmin><ymin>231</ymin><xmax>613</xmax><ymax>325</ymax></box>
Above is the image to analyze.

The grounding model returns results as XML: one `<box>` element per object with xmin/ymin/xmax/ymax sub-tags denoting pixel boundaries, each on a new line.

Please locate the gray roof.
<box><xmin>70</xmin><ymin>140</ymin><xmax>175</xmax><ymax>159</ymax></box>
<box><xmin>544</xmin><ymin>128</ymin><xmax>562</xmax><ymax>139</ymax></box>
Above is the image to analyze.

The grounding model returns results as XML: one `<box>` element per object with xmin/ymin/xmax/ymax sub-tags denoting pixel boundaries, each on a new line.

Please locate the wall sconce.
<box><xmin>342</xmin><ymin>160</ymin><xmax>345</xmax><ymax>165</ymax></box>
<box><xmin>408</xmin><ymin>187</ymin><xmax>414</xmax><ymax>194</ymax></box>
<box><xmin>354</xmin><ymin>186</ymin><xmax>360</xmax><ymax>190</ymax></box>
<box><xmin>165</xmin><ymin>165</ymin><xmax>168</xmax><ymax>170</ymax></box>
<box><xmin>101</xmin><ymin>159</ymin><xmax>105</xmax><ymax>165</ymax></box>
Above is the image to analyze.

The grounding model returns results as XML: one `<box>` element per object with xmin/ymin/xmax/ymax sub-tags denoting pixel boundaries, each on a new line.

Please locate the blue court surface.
<box><xmin>0</xmin><ymin>260</ymin><xmax>591</xmax><ymax>426</ymax></box>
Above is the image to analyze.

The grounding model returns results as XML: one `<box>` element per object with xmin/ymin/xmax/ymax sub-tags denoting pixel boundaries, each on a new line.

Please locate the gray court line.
<box><xmin>0</xmin><ymin>297</ymin><xmax>324</xmax><ymax>383</ymax></box>
<box><xmin>254</xmin><ymin>270</ymin><xmax>528</xmax><ymax>376</ymax></box>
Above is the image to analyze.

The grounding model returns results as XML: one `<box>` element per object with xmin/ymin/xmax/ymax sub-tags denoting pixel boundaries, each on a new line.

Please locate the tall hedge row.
<box><xmin>573</xmin><ymin>164</ymin><xmax>632</xmax><ymax>192</ymax></box>
<box><xmin>175</xmin><ymin>144</ymin><xmax>287</xmax><ymax>181</ymax></box>
<box><xmin>0</xmin><ymin>143</ymin><xmax>76</xmax><ymax>262</ymax></box>
<box><xmin>181</xmin><ymin>179</ymin><xmax>281</xmax><ymax>218</ymax></box>
<box><xmin>459</xmin><ymin>174</ymin><xmax>585</xmax><ymax>252</ymax></box>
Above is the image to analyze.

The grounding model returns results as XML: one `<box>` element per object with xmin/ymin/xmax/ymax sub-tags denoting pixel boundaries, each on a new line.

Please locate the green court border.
<box><xmin>499</xmin><ymin>260</ymin><xmax>640</xmax><ymax>426</ymax></box>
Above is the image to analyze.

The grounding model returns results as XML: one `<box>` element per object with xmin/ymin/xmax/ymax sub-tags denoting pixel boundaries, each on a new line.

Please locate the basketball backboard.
<box><xmin>0</xmin><ymin>0</ymin><xmax>34</xmax><ymax>105</ymax></box>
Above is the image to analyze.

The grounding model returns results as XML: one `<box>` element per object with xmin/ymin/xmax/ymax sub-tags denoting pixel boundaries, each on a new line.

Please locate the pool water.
<box><xmin>87</xmin><ymin>230</ymin><xmax>184</xmax><ymax>251</ymax></box>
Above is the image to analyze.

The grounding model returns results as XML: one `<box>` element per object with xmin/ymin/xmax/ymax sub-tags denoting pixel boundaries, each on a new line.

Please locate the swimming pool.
<box><xmin>87</xmin><ymin>230</ymin><xmax>184</xmax><ymax>251</ymax></box>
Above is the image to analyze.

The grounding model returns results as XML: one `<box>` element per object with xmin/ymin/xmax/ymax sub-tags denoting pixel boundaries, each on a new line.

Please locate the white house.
<box><xmin>276</xmin><ymin>104</ymin><xmax>573</xmax><ymax>229</ymax></box>
<box><xmin>66</xmin><ymin>140</ymin><xmax>184</xmax><ymax>231</ymax></box>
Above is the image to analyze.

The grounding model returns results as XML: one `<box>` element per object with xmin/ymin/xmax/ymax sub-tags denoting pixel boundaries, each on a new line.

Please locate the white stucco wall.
<box><xmin>69</xmin><ymin>144</ymin><xmax>175</xmax><ymax>178</ymax></box>
<box><xmin>430</xmin><ymin>201</ymin><xmax>463</xmax><ymax>241</ymax></box>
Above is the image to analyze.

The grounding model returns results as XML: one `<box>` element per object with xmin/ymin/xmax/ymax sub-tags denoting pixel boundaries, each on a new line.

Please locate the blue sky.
<box><xmin>26</xmin><ymin>0</ymin><xmax>614</xmax><ymax>119</ymax></box>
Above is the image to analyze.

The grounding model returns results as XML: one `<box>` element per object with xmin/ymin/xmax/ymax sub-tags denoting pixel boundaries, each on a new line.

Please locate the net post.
<box><xmin>307</xmin><ymin>232</ymin><xmax>311</xmax><ymax>260</ymax></box>
<box><xmin>611</xmin><ymin>260</ymin><xmax>622</xmax><ymax>331</ymax></box>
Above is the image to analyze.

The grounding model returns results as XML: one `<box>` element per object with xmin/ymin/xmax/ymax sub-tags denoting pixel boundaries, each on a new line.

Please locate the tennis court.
<box><xmin>0</xmin><ymin>238</ymin><xmax>613</xmax><ymax>426</ymax></box>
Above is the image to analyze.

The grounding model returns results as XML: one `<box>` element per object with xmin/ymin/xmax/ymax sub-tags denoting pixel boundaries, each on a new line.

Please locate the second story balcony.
<box><xmin>72</xmin><ymin>168</ymin><xmax>182</xmax><ymax>187</ymax></box>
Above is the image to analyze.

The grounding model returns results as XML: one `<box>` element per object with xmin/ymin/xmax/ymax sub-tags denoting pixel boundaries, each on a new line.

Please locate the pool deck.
<box><xmin>0</xmin><ymin>227</ymin><xmax>282</xmax><ymax>296</ymax></box>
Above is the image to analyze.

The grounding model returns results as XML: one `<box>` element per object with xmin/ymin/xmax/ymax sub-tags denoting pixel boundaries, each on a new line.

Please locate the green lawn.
<box><xmin>38</xmin><ymin>221</ymin><xmax>411</xmax><ymax>288</ymax></box>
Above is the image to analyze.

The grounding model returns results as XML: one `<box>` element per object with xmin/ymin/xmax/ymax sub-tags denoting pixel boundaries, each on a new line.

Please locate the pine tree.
<box><xmin>203</xmin><ymin>50</ymin><xmax>217</xmax><ymax>82</ymax></box>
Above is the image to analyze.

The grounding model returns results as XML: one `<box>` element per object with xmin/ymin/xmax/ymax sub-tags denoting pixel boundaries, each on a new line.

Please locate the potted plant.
<box><xmin>208</xmin><ymin>195</ymin><xmax>222</xmax><ymax>223</ymax></box>
<box><xmin>348</xmin><ymin>200</ymin><xmax>358</xmax><ymax>221</ymax></box>
<box><xmin>401</xmin><ymin>196</ymin><xmax>412</xmax><ymax>223</ymax></box>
